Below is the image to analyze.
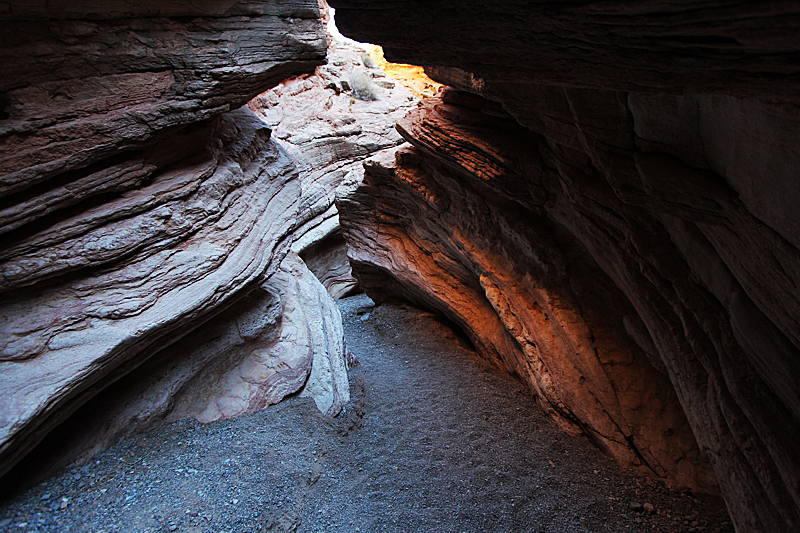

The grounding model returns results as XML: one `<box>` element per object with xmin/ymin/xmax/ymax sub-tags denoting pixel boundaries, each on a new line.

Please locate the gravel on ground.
<box><xmin>0</xmin><ymin>294</ymin><xmax>734</xmax><ymax>533</ymax></box>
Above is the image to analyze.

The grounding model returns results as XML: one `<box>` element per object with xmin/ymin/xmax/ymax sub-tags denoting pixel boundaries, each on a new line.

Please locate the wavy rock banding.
<box><xmin>337</xmin><ymin>105</ymin><xmax>715</xmax><ymax>493</ymax></box>
<box><xmin>248</xmin><ymin>33</ymin><xmax>417</xmax><ymax>298</ymax></box>
<box><xmin>331</xmin><ymin>1</ymin><xmax>800</xmax><ymax>531</ymax></box>
<box><xmin>0</xmin><ymin>0</ymin><xmax>353</xmax><ymax>488</ymax></box>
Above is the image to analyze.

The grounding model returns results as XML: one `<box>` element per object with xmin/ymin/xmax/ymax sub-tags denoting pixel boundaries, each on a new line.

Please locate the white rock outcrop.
<box><xmin>248</xmin><ymin>36</ymin><xmax>418</xmax><ymax>298</ymax></box>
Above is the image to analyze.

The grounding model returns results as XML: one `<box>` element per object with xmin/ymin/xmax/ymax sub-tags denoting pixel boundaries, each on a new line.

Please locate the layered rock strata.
<box><xmin>301</xmin><ymin>233</ymin><xmax>358</xmax><ymax>299</ymax></box>
<box><xmin>0</xmin><ymin>0</ymin><xmax>326</xmax><ymax>213</ymax></box>
<box><xmin>248</xmin><ymin>35</ymin><xmax>417</xmax><ymax>298</ymax></box>
<box><xmin>2</xmin><ymin>250</ymin><xmax>348</xmax><ymax>488</ymax></box>
<box><xmin>0</xmin><ymin>0</ymin><xmax>352</xmax><ymax>487</ymax></box>
<box><xmin>330</xmin><ymin>2</ymin><xmax>800</xmax><ymax>531</ymax></box>
<box><xmin>337</xmin><ymin>104</ymin><xmax>714</xmax><ymax>493</ymax></box>
<box><xmin>0</xmin><ymin>105</ymin><xmax>348</xmax><ymax>484</ymax></box>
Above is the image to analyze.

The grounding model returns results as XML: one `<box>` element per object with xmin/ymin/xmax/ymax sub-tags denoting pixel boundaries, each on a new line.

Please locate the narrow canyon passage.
<box><xmin>0</xmin><ymin>295</ymin><xmax>732</xmax><ymax>533</ymax></box>
<box><xmin>2</xmin><ymin>2</ymin><xmax>799</xmax><ymax>530</ymax></box>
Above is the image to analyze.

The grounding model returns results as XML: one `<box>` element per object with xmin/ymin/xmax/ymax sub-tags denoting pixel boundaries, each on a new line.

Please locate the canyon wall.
<box><xmin>331</xmin><ymin>1</ymin><xmax>800</xmax><ymax>531</ymax></box>
<box><xmin>0</xmin><ymin>0</ymin><xmax>353</xmax><ymax>488</ymax></box>
<box><xmin>248</xmin><ymin>35</ymin><xmax>417</xmax><ymax>298</ymax></box>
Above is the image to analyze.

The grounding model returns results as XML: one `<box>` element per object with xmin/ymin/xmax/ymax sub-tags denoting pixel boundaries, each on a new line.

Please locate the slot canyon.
<box><xmin>0</xmin><ymin>1</ymin><xmax>799</xmax><ymax>532</ymax></box>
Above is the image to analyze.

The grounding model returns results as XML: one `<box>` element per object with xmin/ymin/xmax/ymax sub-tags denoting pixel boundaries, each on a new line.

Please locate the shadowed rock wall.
<box><xmin>330</xmin><ymin>1</ymin><xmax>800</xmax><ymax>531</ymax></box>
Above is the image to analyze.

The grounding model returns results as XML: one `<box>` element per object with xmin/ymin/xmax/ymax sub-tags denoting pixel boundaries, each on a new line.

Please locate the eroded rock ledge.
<box><xmin>331</xmin><ymin>1</ymin><xmax>800</xmax><ymax>531</ymax></box>
<box><xmin>0</xmin><ymin>1</ymin><xmax>325</xmax><ymax>209</ymax></box>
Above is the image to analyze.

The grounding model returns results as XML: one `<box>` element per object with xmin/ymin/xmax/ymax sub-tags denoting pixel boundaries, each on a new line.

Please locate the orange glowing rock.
<box><xmin>365</xmin><ymin>44</ymin><xmax>442</xmax><ymax>99</ymax></box>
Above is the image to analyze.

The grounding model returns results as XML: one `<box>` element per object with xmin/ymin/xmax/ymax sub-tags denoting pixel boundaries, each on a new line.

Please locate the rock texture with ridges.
<box><xmin>1</xmin><ymin>250</ymin><xmax>349</xmax><ymax>488</ymax></box>
<box><xmin>248</xmin><ymin>34</ymin><xmax>417</xmax><ymax>297</ymax></box>
<box><xmin>331</xmin><ymin>1</ymin><xmax>800</xmax><ymax>102</ymax></box>
<box><xmin>164</xmin><ymin>249</ymin><xmax>349</xmax><ymax>424</ymax></box>
<box><xmin>0</xmin><ymin>0</ymin><xmax>326</xmax><ymax>216</ymax></box>
<box><xmin>337</xmin><ymin>123</ymin><xmax>714</xmax><ymax>494</ymax></box>
<box><xmin>330</xmin><ymin>2</ymin><xmax>800</xmax><ymax>531</ymax></box>
<box><xmin>301</xmin><ymin>232</ymin><xmax>358</xmax><ymax>299</ymax></box>
<box><xmin>0</xmin><ymin>107</ymin><xmax>333</xmax><ymax>480</ymax></box>
<box><xmin>0</xmin><ymin>0</ymin><xmax>352</xmax><ymax>487</ymax></box>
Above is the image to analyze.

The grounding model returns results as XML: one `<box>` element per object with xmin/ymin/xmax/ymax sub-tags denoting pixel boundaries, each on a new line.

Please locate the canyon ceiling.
<box><xmin>0</xmin><ymin>1</ymin><xmax>799</xmax><ymax>532</ymax></box>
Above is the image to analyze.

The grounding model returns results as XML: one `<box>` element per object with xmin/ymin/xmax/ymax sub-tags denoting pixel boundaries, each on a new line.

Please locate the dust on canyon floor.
<box><xmin>0</xmin><ymin>294</ymin><xmax>734</xmax><ymax>533</ymax></box>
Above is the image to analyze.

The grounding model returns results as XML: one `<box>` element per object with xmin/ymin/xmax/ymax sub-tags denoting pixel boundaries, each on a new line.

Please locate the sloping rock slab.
<box><xmin>0</xmin><ymin>251</ymin><xmax>349</xmax><ymax>488</ymax></box>
<box><xmin>329</xmin><ymin>3</ymin><xmax>800</xmax><ymax>530</ymax></box>
<box><xmin>0</xmin><ymin>0</ymin><xmax>326</xmax><ymax>219</ymax></box>
<box><xmin>337</xmin><ymin>85</ymin><xmax>800</xmax><ymax>532</ymax></box>
<box><xmin>0</xmin><ymin>107</ymin><xmax>301</xmax><ymax>479</ymax></box>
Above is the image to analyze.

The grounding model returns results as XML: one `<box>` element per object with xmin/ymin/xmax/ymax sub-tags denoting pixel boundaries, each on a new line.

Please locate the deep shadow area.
<box><xmin>0</xmin><ymin>295</ymin><xmax>732</xmax><ymax>532</ymax></box>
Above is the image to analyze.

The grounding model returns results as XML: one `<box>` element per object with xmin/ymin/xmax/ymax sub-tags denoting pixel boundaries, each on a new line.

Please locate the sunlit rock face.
<box><xmin>330</xmin><ymin>1</ymin><xmax>800</xmax><ymax>531</ymax></box>
<box><xmin>0</xmin><ymin>0</ymin><xmax>352</xmax><ymax>488</ymax></box>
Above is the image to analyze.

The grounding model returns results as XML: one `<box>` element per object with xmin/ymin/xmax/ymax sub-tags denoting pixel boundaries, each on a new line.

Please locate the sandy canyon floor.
<box><xmin>0</xmin><ymin>294</ymin><xmax>734</xmax><ymax>533</ymax></box>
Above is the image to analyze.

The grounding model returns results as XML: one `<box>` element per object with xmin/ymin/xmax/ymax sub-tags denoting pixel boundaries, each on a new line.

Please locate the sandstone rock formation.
<box><xmin>0</xmin><ymin>0</ymin><xmax>353</xmax><ymax>488</ymax></box>
<box><xmin>338</xmin><ymin>122</ymin><xmax>715</xmax><ymax>494</ymax></box>
<box><xmin>330</xmin><ymin>1</ymin><xmax>800</xmax><ymax>531</ymax></box>
<box><xmin>363</xmin><ymin>45</ymin><xmax>443</xmax><ymax>100</ymax></box>
<box><xmin>0</xmin><ymin>103</ymin><xmax>350</xmax><ymax>486</ymax></box>
<box><xmin>1</xmin><ymin>250</ymin><xmax>349</xmax><ymax>488</ymax></box>
<box><xmin>248</xmin><ymin>35</ymin><xmax>417</xmax><ymax>298</ymax></box>
<box><xmin>0</xmin><ymin>1</ymin><xmax>326</xmax><ymax>231</ymax></box>
<box><xmin>301</xmin><ymin>233</ymin><xmax>358</xmax><ymax>300</ymax></box>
